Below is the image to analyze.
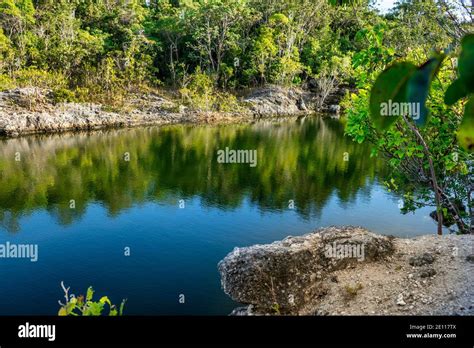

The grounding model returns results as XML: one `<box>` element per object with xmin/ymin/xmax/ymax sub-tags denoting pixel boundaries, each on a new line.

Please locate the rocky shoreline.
<box><xmin>0</xmin><ymin>86</ymin><xmax>336</xmax><ymax>137</ymax></box>
<box><xmin>218</xmin><ymin>226</ymin><xmax>474</xmax><ymax>316</ymax></box>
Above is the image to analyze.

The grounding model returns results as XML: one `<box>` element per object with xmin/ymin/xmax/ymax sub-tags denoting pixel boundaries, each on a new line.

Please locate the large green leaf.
<box><xmin>406</xmin><ymin>55</ymin><xmax>444</xmax><ymax>126</ymax></box>
<box><xmin>370</xmin><ymin>62</ymin><xmax>417</xmax><ymax>131</ymax></box>
<box><xmin>84</xmin><ymin>302</ymin><xmax>104</xmax><ymax>316</ymax></box>
<box><xmin>86</xmin><ymin>286</ymin><xmax>94</xmax><ymax>301</ymax></box>
<box><xmin>119</xmin><ymin>300</ymin><xmax>126</xmax><ymax>316</ymax></box>
<box><xmin>458</xmin><ymin>34</ymin><xmax>474</xmax><ymax>93</ymax></box>
<box><xmin>461</xmin><ymin>34</ymin><xmax>474</xmax><ymax>47</ymax></box>
<box><xmin>58</xmin><ymin>302</ymin><xmax>76</xmax><ymax>316</ymax></box>
<box><xmin>458</xmin><ymin>96</ymin><xmax>474</xmax><ymax>152</ymax></box>
<box><xmin>444</xmin><ymin>34</ymin><xmax>474</xmax><ymax>107</ymax></box>
<box><xmin>444</xmin><ymin>78</ymin><xmax>468</xmax><ymax>105</ymax></box>
<box><xmin>99</xmin><ymin>296</ymin><xmax>111</xmax><ymax>306</ymax></box>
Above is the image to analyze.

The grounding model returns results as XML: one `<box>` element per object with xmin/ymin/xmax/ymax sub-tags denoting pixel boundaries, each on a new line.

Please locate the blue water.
<box><xmin>0</xmin><ymin>118</ymin><xmax>439</xmax><ymax>315</ymax></box>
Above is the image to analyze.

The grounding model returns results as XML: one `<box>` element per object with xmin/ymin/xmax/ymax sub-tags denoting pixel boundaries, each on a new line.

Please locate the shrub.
<box><xmin>179</xmin><ymin>67</ymin><xmax>243</xmax><ymax>112</ymax></box>
<box><xmin>13</xmin><ymin>68</ymin><xmax>68</xmax><ymax>90</ymax></box>
<box><xmin>0</xmin><ymin>74</ymin><xmax>14</xmax><ymax>91</ymax></box>
<box><xmin>58</xmin><ymin>282</ymin><xmax>126</xmax><ymax>316</ymax></box>
<box><xmin>342</xmin><ymin>283</ymin><xmax>363</xmax><ymax>301</ymax></box>
<box><xmin>50</xmin><ymin>88</ymin><xmax>77</xmax><ymax>104</ymax></box>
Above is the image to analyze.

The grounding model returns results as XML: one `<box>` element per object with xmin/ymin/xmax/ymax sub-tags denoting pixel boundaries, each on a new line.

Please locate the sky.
<box><xmin>375</xmin><ymin>0</ymin><xmax>397</xmax><ymax>13</ymax></box>
<box><xmin>374</xmin><ymin>0</ymin><xmax>468</xmax><ymax>18</ymax></box>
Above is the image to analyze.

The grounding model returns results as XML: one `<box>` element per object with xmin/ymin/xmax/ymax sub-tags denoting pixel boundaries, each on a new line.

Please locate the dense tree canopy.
<box><xmin>0</xmin><ymin>0</ymin><xmax>471</xmax><ymax>102</ymax></box>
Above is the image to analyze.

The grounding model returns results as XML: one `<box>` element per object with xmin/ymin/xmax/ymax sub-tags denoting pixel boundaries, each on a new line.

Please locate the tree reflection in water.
<box><xmin>0</xmin><ymin>117</ymin><xmax>385</xmax><ymax>233</ymax></box>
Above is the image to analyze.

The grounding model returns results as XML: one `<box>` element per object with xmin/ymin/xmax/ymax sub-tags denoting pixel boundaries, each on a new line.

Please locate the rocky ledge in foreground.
<box><xmin>218</xmin><ymin>226</ymin><xmax>474</xmax><ymax>316</ymax></box>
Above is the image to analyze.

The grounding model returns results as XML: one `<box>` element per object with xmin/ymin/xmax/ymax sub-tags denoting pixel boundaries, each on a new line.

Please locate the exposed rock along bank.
<box><xmin>0</xmin><ymin>88</ymin><xmax>246</xmax><ymax>137</ymax></box>
<box><xmin>0</xmin><ymin>86</ymin><xmax>340</xmax><ymax>137</ymax></box>
<box><xmin>218</xmin><ymin>226</ymin><xmax>474</xmax><ymax>316</ymax></box>
<box><xmin>243</xmin><ymin>85</ymin><xmax>318</xmax><ymax>116</ymax></box>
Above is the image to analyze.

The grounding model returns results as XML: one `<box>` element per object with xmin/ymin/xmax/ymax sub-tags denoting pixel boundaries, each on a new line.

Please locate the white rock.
<box><xmin>396</xmin><ymin>294</ymin><xmax>406</xmax><ymax>306</ymax></box>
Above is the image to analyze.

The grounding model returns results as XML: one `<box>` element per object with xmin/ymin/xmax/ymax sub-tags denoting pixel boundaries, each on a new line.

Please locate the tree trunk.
<box><xmin>402</xmin><ymin>115</ymin><xmax>443</xmax><ymax>235</ymax></box>
<box><xmin>469</xmin><ymin>187</ymin><xmax>474</xmax><ymax>234</ymax></box>
<box><xmin>438</xmin><ymin>188</ymin><xmax>469</xmax><ymax>233</ymax></box>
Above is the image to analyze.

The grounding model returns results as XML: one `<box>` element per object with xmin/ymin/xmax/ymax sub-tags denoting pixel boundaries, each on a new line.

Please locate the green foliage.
<box><xmin>445</xmin><ymin>78</ymin><xmax>468</xmax><ymax>106</ymax></box>
<box><xmin>58</xmin><ymin>283</ymin><xmax>126</xmax><ymax>316</ymax></box>
<box><xmin>50</xmin><ymin>88</ymin><xmax>77</xmax><ymax>104</ymax></box>
<box><xmin>343</xmin><ymin>89</ymin><xmax>371</xmax><ymax>144</ymax></box>
<box><xmin>0</xmin><ymin>0</ymin><xmax>466</xmax><ymax>105</ymax></box>
<box><xmin>247</xmin><ymin>26</ymin><xmax>278</xmax><ymax>84</ymax></box>
<box><xmin>342</xmin><ymin>283</ymin><xmax>363</xmax><ymax>301</ymax></box>
<box><xmin>458</xmin><ymin>97</ymin><xmax>474</xmax><ymax>152</ymax></box>
<box><xmin>0</xmin><ymin>28</ymin><xmax>14</xmax><ymax>71</ymax></box>
<box><xmin>385</xmin><ymin>0</ymin><xmax>456</xmax><ymax>54</ymax></box>
<box><xmin>328</xmin><ymin>0</ymin><xmax>364</xmax><ymax>5</ymax></box>
<box><xmin>244</xmin><ymin>14</ymin><xmax>305</xmax><ymax>86</ymax></box>
<box><xmin>179</xmin><ymin>67</ymin><xmax>241</xmax><ymax>112</ymax></box>
<box><xmin>444</xmin><ymin>34</ymin><xmax>474</xmax><ymax>105</ymax></box>
<box><xmin>0</xmin><ymin>0</ymin><xmax>157</xmax><ymax>103</ymax></box>
<box><xmin>346</xmin><ymin>31</ymin><xmax>474</xmax><ymax>234</ymax></box>
<box><xmin>405</xmin><ymin>55</ymin><xmax>444</xmax><ymax>126</ymax></box>
<box><xmin>179</xmin><ymin>67</ymin><xmax>215</xmax><ymax>111</ymax></box>
<box><xmin>0</xmin><ymin>74</ymin><xmax>14</xmax><ymax>91</ymax></box>
<box><xmin>369</xmin><ymin>54</ymin><xmax>444</xmax><ymax>130</ymax></box>
<box><xmin>457</xmin><ymin>35</ymin><xmax>474</xmax><ymax>91</ymax></box>
<box><xmin>353</xmin><ymin>24</ymin><xmax>394</xmax><ymax>71</ymax></box>
<box><xmin>369</xmin><ymin>62</ymin><xmax>417</xmax><ymax>130</ymax></box>
<box><xmin>271</xmin><ymin>303</ymin><xmax>281</xmax><ymax>315</ymax></box>
<box><xmin>12</xmin><ymin>67</ymin><xmax>67</xmax><ymax>89</ymax></box>
<box><xmin>369</xmin><ymin>43</ymin><xmax>472</xmax><ymax>152</ymax></box>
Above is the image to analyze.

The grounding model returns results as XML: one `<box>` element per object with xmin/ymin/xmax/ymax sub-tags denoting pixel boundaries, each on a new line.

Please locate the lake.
<box><xmin>0</xmin><ymin>116</ymin><xmax>439</xmax><ymax>315</ymax></box>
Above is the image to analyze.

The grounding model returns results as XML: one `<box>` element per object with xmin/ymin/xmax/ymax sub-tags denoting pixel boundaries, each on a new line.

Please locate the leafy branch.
<box><xmin>58</xmin><ymin>281</ymin><xmax>126</xmax><ymax>316</ymax></box>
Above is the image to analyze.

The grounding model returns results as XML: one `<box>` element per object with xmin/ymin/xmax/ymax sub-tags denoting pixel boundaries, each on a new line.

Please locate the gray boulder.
<box><xmin>244</xmin><ymin>86</ymin><xmax>316</xmax><ymax>116</ymax></box>
<box><xmin>218</xmin><ymin>226</ymin><xmax>394</xmax><ymax>314</ymax></box>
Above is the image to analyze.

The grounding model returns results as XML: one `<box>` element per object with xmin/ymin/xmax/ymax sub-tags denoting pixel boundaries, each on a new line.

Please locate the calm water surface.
<box><xmin>0</xmin><ymin>116</ymin><xmax>439</xmax><ymax>315</ymax></box>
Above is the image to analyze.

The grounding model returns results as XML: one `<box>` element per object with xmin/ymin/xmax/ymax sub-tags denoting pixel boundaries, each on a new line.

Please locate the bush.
<box><xmin>0</xmin><ymin>74</ymin><xmax>14</xmax><ymax>91</ymax></box>
<box><xmin>179</xmin><ymin>67</ymin><xmax>214</xmax><ymax>111</ymax></box>
<box><xmin>50</xmin><ymin>88</ymin><xmax>77</xmax><ymax>104</ymax></box>
<box><xmin>215</xmin><ymin>92</ymin><xmax>241</xmax><ymax>112</ymax></box>
<box><xmin>58</xmin><ymin>282</ymin><xmax>126</xmax><ymax>316</ymax></box>
<box><xmin>13</xmin><ymin>68</ymin><xmax>68</xmax><ymax>89</ymax></box>
<box><xmin>179</xmin><ymin>67</ymin><xmax>242</xmax><ymax>112</ymax></box>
